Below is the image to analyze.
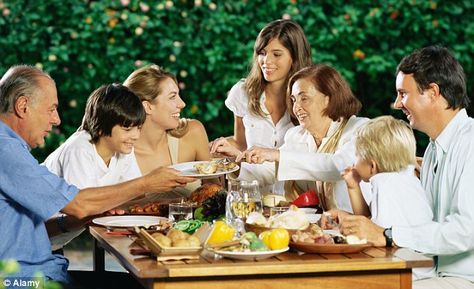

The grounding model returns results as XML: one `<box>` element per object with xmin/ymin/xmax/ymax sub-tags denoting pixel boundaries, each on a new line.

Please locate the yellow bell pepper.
<box><xmin>207</xmin><ymin>221</ymin><xmax>236</xmax><ymax>244</ymax></box>
<box><xmin>259</xmin><ymin>228</ymin><xmax>290</xmax><ymax>250</ymax></box>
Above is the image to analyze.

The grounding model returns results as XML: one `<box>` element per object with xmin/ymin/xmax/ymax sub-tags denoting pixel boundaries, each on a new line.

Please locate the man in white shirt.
<box><xmin>339</xmin><ymin>46</ymin><xmax>474</xmax><ymax>288</ymax></box>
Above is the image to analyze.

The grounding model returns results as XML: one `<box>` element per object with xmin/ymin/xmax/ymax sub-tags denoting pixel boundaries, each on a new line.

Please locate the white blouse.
<box><xmin>225</xmin><ymin>80</ymin><xmax>294</xmax><ymax>149</ymax></box>
<box><xmin>277</xmin><ymin>116</ymin><xmax>370</xmax><ymax>211</ymax></box>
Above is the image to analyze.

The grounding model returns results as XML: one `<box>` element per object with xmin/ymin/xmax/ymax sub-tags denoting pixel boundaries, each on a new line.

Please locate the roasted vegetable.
<box><xmin>200</xmin><ymin>190</ymin><xmax>226</xmax><ymax>221</ymax></box>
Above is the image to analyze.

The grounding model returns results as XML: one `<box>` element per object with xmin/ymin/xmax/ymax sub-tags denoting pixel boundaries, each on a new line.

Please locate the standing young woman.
<box><xmin>124</xmin><ymin>65</ymin><xmax>211</xmax><ymax>197</ymax></box>
<box><xmin>210</xmin><ymin>19</ymin><xmax>312</xmax><ymax>192</ymax></box>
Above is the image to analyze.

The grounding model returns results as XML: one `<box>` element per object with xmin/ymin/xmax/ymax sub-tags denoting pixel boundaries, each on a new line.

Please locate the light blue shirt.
<box><xmin>394</xmin><ymin>109</ymin><xmax>474</xmax><ymax>281</ymax></box>
<box><xmin>0</xmin><ymin>120</ymin><xmax>79</xmax><ymax>283</ymax></box>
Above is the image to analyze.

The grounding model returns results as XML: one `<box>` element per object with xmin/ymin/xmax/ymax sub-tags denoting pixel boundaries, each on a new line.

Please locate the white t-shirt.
<box><xmin>43</xmin><ymin>130</ymin><xmax>141</xmax><ymax>249</ymax></box>
<box><xmin>369</xmin><ymin>166</ymin><xmax>435</xmax><ymax>280</ymax></box>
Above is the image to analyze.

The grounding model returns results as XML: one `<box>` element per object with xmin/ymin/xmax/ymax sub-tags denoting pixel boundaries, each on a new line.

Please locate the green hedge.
<box><xmin>1</xmin><ymin>0</ymin><xmax>473</xmax><ymax>160</ymax></box>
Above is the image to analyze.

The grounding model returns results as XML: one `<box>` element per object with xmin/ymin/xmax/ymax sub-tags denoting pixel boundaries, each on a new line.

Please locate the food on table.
<box><xmin>211</xmin><ymin>158</ymin><xmax>238</xmax><ymax>171</ymax></box>
<box><xmin>200</xmin><ymin>191</ymin><xmax>226</xmax><ymax>221</ymax></box>
<box><xmin>268</xmin><ymin>205</ymin><xmax>309</xmax><ymax>230</ymax></box>
<box><xmin>128</xmin><ymin>202</ymin><xmax>161</xmax><ymax>214</ymax></box>
<box><xmin>291</xmin><ymin>224</ymin><xmax>367</xmax><ymax>245</ymax></box>
<box><xmin>345</xmin><ymin>235</ymin><xmax>368</xmax><ymax>245</ymax></box>
<box><xmin>217</xmin><ymin>232</ymin><xmax>269</xmax><ymax>252</ymax></box>
<box><xmin>243</xmin><ymin>232</ymin><xmax>268</xmax><ymax>251</ymax></box>
<box><xmin>246</xmin><ymin>212</ymin><xmax>268</xmax><ymax>226</ymax></box>
<box><xmin>259</xmin><ymin>228</ymin><xmax>290</xmax><ymax>250</ymax></box>
<box><xmin>151</xmin><ymin>232</ymin><xmax>172</xmax><ymax>247</ymax></box>
<box><xmin>231</xmin><ymin>199</ymin><xmax>261</xmax><ymax>218</ymax></box>
<box><xmin>193</xmin><ymin>160</ymin><xmax>238</xmax><ymax>175</ymax></box>
<box><xmin>246</xmin><ymin>205</ymin><xmax>309</xmax><ymax>231</ymax></box>
<box><xmin>194</xmin><ymin>161</ymin><xmax>218</xmax><ymax>174</ymax></box>
<box><xmin>173</xmin><ymin>219</ymin><xmax>205</xmax><ymax>234</ymax></box>
<box><xmin>189</xmin><ymin>183</ymin><xmax>223</xmax><ymax>204</ymax></box>
<box><xmin>150</xmin><ymin>229</ymin><xmax>202</xmax><ymax>248</ymax></box>
<box><xmin>206</xmin><ymin>220</ymin><xmax>236</xmax><ymax>244</ymax></box>
<box><xmin>263</xmin><ymin>194</ymin><xmax>287</xmax><ymax>207</ymax></box>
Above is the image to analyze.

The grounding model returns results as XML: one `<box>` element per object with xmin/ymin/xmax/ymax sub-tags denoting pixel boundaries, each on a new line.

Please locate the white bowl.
<box><xmin>298</xmin><ymin>207</ymin><xmax>317</xmax><ymax>214</ymax></box>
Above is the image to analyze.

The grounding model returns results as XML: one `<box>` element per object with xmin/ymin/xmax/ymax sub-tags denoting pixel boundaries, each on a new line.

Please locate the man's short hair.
<box><xmin>356</xmin><ymin>115</ymin><xmax>417</xmax><ymax>173</ymax></box>
<box><xmin>79</xmin><ymin>83</ymin><xmax>146</xmax><ymax>143</ymax></box>
<box><xmin>397</xmin><ymin>45</ymin><xmax>470</xmax><ymax>110</ymax></box>
<box><xmin>0</xmin><ymin>65</ymin><xmax>53</xmax><ymax>113</ymax></box>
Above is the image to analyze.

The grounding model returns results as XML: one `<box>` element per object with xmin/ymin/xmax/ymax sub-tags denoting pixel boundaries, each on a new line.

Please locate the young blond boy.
<box><xmin>342</xmin><ymin>115</ymin><xmax>434</xmax><ymax>280</ymax></box>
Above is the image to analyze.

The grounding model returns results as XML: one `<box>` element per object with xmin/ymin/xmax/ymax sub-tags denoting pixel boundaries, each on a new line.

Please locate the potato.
<box><xmin>186</xmin><ymin>235</ymin><xmax>201</xmax><ymax>247</ymax></box>
<box><xmin>172</xmin><ymin>239</ymin><xmax>192</xmax><ymax>247</ymax></box>
<box><xmin>167</xmin><ymin>229</ymin><xmax>189</xmax><ymax>242</ymax></box>
<box><xmin>152</xmin><ymin>232</ymin><xmax>172</xmax><ymax>247</ymax></box>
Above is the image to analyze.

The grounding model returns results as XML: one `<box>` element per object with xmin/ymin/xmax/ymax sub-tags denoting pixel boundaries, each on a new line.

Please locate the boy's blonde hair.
<box><xmin>356</xmin><ymin>115</ymin><xmax>416</xmax><ymax>172</ymax></box>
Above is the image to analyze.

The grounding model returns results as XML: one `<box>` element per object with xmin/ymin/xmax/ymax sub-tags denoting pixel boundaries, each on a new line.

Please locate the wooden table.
<box><xmin>90</xmin><ymin>226</ymin><xmax>432</xmax><ymax>289</ymax></box>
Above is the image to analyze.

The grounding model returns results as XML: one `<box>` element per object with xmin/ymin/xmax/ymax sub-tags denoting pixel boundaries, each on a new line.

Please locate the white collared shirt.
<box><xmin>369</xmin><ymin>166</ymin><xmax>435</xmax><ymax>280</ymax></box>
<box><xmin>394</xmin><ymin>109</ymin><xmax>474</xmax><ymax>281</ymax></box>
<box><xmin>42</xmin><ymin>130</ymin><xmax>141</xmax><ymax>250</ymax></box>
<box><xmin>225</xmin><ymin>80</ymin><xmax>294</xmax><ymax>149</ymax></box>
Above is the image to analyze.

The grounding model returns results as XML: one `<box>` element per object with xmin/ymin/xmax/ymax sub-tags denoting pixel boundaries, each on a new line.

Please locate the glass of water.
<box><xmin>168</xmin><ymin>202</ymin><xmax>193</xmax><ymax>222</ymax></box>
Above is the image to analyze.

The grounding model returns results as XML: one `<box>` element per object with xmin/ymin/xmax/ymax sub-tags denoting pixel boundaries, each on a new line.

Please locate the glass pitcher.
<box><xmin>231</xmin><ymin>180</ymin><xmax>263</xmax><ymax>220</ymax></box>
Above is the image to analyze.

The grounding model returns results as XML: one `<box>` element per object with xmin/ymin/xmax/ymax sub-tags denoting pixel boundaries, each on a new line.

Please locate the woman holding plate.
<box><xmin>124</xmin><ymin>65</ymin><xmax>212</xmax><ymax>197</ymax></box>
<box><xmin>237</xmin><ymin>64</ymin><xmax>369</xmax><ymax>212</ymax></box>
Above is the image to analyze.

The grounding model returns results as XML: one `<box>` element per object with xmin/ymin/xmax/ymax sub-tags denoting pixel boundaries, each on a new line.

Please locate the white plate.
<box><xmin>92</xmin><ymin>215</ymin><xmax>168</xmax><ymax>228</ymax></box>
<box><xmin>213</xmin><ymin>247</ymin><xmax>289</xmax><ymax>261</ymax></box>
<box><xmin>170</xmin><ymin>161</ymin><xmax>239</xmax><ymax>179</ymax></box>
<box><xmin>306</xmin><ymin>213</ymin><xmax>321</xmax><ymax>224</ymax></box>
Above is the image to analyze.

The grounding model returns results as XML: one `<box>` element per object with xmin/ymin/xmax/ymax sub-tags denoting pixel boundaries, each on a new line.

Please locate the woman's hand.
<box><xmin>209</xmin><ymin>137</ymin><xmax>242</xmax><ymax>158</ymax></box>
<box><xmin>236</xmin><ymin>146</ymin><xmax>280</xmax><ymax>164</ymax></box>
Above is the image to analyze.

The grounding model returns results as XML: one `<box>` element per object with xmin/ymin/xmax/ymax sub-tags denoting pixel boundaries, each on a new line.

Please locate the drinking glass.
<box><xmin>225</xmin><ymin>179</ymin><xmax>240</xmax><ymax>224</ymax></box>
<box><xmin>168</xmin><ymin>202</ymin><xmax>193</xmax><ymax>222</ymax></box>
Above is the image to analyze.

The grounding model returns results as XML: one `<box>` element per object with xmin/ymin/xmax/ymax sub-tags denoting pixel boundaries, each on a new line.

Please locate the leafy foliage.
<box><xmin>1</xmin><ymin>0</ymin><xmax>473</xmax><ymax>159</ymax></box>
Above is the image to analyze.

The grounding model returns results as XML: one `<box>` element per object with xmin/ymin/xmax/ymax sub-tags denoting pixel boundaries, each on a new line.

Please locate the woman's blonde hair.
<box><xmin>245</xmin><ymin>19</ymin><xmax>312</xmax><ymax>117</ymax></box>
<box><xmin>123</xmin><ymin>64</ymin><xmax>188</xmax><ymax>137</ymax></box>
<box><xmin>356</xmin><ymin>116</ymin><xmax>416</xmax><ymax>172</ymax></box>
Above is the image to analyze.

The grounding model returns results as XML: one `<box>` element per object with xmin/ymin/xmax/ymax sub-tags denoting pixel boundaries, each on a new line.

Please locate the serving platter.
<box><xmin>92</xmin><ymin>216</ymin><xmax>168</xmax><ymax>229</ymax></box>
<box><xmin>212</xmin><ymin>247</ymin><xmax>289</xmax><ymax>261</ymax></box>
<box><xmin>170</xmin><ymin>161</ymin><xmax>239</xmax><ymax>179</ymax></box>
<box><xmin>290</xmin><ymin>241</ymin><xmax>371</xmax><ymax>254</ymax></box>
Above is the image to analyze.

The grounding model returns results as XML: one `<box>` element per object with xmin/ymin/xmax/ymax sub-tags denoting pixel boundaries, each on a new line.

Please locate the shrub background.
<box><xmin>1</xmin><ymin>0</ymin><xmax>473</xmax><ymax>161</ymax></box>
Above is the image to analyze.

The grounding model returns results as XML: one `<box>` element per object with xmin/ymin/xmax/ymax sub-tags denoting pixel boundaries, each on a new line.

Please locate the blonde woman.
<box><xmin>124</xmin><ymin>65</ymin><xmax>210</xmax><ymax>197</ymax></box>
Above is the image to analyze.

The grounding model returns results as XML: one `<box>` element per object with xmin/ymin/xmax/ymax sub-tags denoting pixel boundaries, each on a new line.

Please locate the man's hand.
<box><xmin>143</xmin><ymin>167</ymin><xmax>196</xmax><ymax>192</ymax></box>
<box><xmin>236</xmin><ymin>147</ymin><xmax>279</xmax><ymax>164</ymax></box>
<box><xmin>319</xmin><ymin>209</ymin><xmax>349</xmax><ymax>229</ymax></box>
<box><xmin>339</xmin><ymin>215</ymin><xmax>386</xmax><ymax>247</ymax></box>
